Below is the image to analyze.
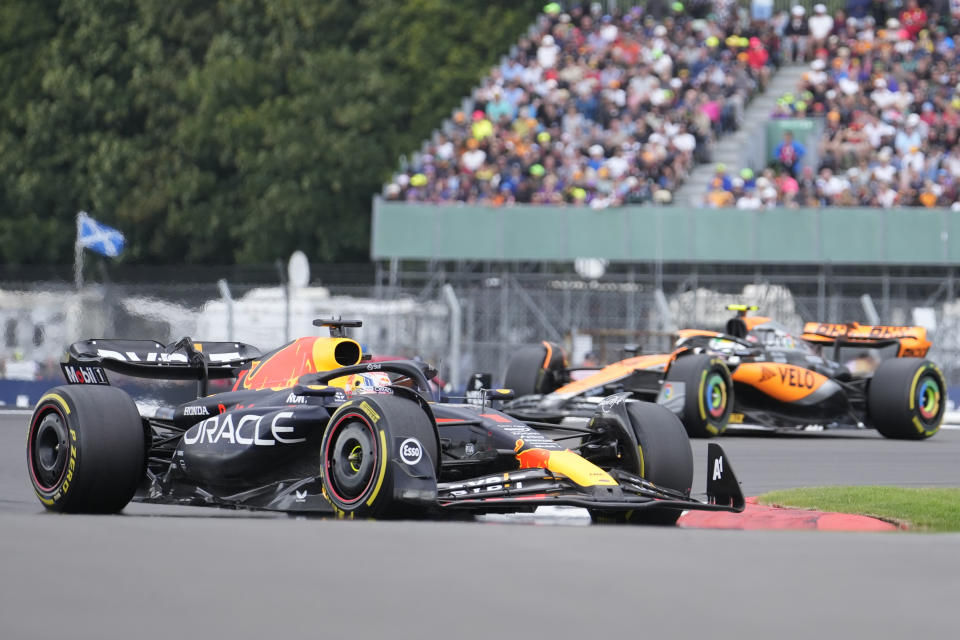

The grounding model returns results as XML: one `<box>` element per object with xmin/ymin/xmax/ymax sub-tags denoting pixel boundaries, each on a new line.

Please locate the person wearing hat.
<box><xmin>708</xmin><ymin>163</ymin><xmax>733</xmax><ymax>192</ymax></box>
<box><xmin>537</xmin><ymin>34</ymin><xmax>559</xmax><ymax>69</ymax></box>
<box><xmin>808</xmin><ymin>4</ymin><xmax>834</xmax><ymax>47</ymax></box>
<box><xmin>783</xmin><ymin>5</ymin><xmax>810</xmax><ymax>64</ymax></box>
<box><xmin>894</xmin><ymin>113</ymin><xmax>923</xmax><ymax>156</ymax></box>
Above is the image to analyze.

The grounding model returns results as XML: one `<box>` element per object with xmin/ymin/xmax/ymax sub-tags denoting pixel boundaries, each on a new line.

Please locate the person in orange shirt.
<box><xmin>706</xmin><ymin>179</ymin><xmax>735</xmax><ymax>208</ymax></box>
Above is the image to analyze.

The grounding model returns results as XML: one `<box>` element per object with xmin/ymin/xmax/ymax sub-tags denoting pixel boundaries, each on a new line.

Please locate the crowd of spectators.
<box><xmin>706</xmin><ymin>0</ymin><xmax>960</xmax><ymax>209</ymax></box>
<box><xmin>385</xmin><ymin>2</ymin><xmax>778</xmax><ymax>208</ymax></box>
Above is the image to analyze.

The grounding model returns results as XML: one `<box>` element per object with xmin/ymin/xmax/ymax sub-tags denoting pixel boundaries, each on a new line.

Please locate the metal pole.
<box><xmin>217</xmin><ymin>279</ymin><xmax>234</xmax><ymax>341</ymax></box>
<box><xmin>442</xmin><ymin>284</ymin><xmax>462</xmax><ymax>390</ymax></box>
<box><xmin>276</xmin><ymin>259</ymin><xmax>289</xmax><ymax>343</ymax></box>
<box><xmin>74</xmin><ymin>214</ymin><xmax>84</xmax><ymax>290</ymax></box>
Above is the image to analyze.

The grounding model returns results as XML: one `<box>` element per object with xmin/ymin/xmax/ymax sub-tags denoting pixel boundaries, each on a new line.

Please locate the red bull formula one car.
<box><xmin>502</xmin><ymin>306</ymin><xmax>945</xmax><ymax>440</ymax></box>
<box><xmin>26</xmin><ymin>319</ymin><xmax>744</xmax><ymax>525</ymax></box>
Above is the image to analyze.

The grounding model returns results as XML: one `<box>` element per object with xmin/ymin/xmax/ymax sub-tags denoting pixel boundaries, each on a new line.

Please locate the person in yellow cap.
<box><xmin>410</xmin><ymin>173</ymin><xmax>428</xmax><ymax>187</ymax></box>
<box><xmin>471</xmin><ymin>110</ymin><xmax>493</xmax><ymax>140</ymax></box>
<box><xmin>543</xmin><ymin>2</ymin><xmax>561</xmax><ymax>16</ymax></box>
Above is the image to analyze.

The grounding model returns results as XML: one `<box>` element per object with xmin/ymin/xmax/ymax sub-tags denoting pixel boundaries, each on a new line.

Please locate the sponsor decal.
<box><xmin>759</xmin><ymin>366</ymin><xmax>776</xmax><ymax>382</ymax></box>
<box><xmin>285</xmin><ymin>393</ymin><xmax>307</xmax><ymax>404</ymax></box>
<box><xmin>399</xmin><ymin>438</ymin><xmax>423</xmax><ymax>465</ymax></box>
<box><xmin>500</xmin><ymin>425</ymin><xmax>562</xmax><ymax>450</ymax></box>
<box><xmin>95</xmin><ymin>348</ymin><xmax>242</xmax><ymax>364</ymax></box>
<box><xmin>359</xmin><ymin>401</ymin><xmax>381</xmax><ymax>423</ymax></box>
<box><xmin>811</xmin><ymin>323</ymin><xmax>918</xmax><ymax>340</ymax></box>
<box><xmin>349</xmin><ymin>386</ymin><xmax>393</xmax><ymax>396</ymax></box>
<box><xmin>660</xmin><ymin>382</ymin><xmax>674</xmax><ymax>401</ymax></box>
<box><xmin>183</xmin><ymin>406</ymin><xmax>210</xmax><ymax>416</ymax></box>
<box><xmin>182</xmin><ymin>411</ymin><xmax>304</xmax><ymax>446</ymax></box>
<box><xmin>777</xmin><ymin>366</ymin><xmax>815</xmax><ymax>389</ymax></box>
<box><xmin>599</xmin><ymin>392</ymin><xmax>629</xmax><ymax>413</ymax></box>
<box><xmin>712</xmin><ymin>455</ymin><xmax>724</xmax><ymax>481</ymax></box>
<box><xmin>61</xmin><ymin>364</ymin><xmax>109</xmax><ymax>385</ymax></box>
<box><xmin>444</xmin><ymin>473</ymin><xmax>519</xmax><ymax>497</ymax></box>
<box><xmin>295</xmin><ymin>489</ymin><xmax>308</xmax><ymax>503</ymax></box>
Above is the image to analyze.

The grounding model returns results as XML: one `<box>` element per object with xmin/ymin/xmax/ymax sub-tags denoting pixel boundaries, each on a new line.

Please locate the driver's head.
<box><xmin>726</xmin><ymin>318</ymin><xmax>747</xmax><ymax>338</ymax></box>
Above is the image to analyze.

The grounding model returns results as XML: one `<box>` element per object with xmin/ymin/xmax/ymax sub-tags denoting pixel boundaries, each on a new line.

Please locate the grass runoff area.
<box><xmin>757</xmin><ymin>487</ymin><xmax>960</xmax><ymax>532</ymax></box>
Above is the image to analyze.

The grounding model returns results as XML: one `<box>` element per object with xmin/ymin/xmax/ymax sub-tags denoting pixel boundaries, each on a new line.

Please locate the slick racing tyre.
<box><xmin>27</xmin><ymin>385</ymin><xmax>146</xmax><ymax>513</ymax></box>
<box><xmin>867</xmin><ymin>358</ymin><xmax>945</xmax><ymax>440</ymax></box>
<box><xmin>666</xmin><ymin>354</ymin><xmax>733</xmax><ymax>438</ymax></box>
<box><xmin>592</xmin><ymin>401</ymin><xmax>694</xmax><ymax>526</ymax></box>
<box><xmin>503</xmin><ymin>341</ymin><xmax>566</xmax><ymax>397</ymax></box>
<box><xmin>321</xmin><ymin>394</ymin><xmax>439</xmax><ymax>518</ymax></box>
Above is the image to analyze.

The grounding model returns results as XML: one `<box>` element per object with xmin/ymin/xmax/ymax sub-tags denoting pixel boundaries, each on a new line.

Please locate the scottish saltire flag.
<box><xmin>76</xmin><ymin>211</ymin><xmax>125</xmax><ymax>258</ymax></box>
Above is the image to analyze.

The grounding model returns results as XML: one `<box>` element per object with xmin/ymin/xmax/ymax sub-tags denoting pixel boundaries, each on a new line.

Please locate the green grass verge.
<box><xmin>756</xmin><ymin>487</ymin><xmax>960</xmax><ymax>532</ymax></box>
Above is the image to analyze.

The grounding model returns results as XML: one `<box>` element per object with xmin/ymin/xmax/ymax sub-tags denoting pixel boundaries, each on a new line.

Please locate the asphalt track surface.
<box><xmin>2</xmin><ymin>411</ymin><xmax>959</xmax><ymax>639</ymax></box>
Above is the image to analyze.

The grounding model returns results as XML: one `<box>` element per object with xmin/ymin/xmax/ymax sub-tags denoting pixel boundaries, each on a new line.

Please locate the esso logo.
<box><xmin>399</xmin><ymin>438</ymin><xmax>423</xmax><ymax>465</ymax></box>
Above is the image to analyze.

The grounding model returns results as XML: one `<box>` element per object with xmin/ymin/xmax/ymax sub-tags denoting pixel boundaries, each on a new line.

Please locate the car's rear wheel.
<box><xmin>27</xmin><ymin>385</ymin><xmax>146</xmax><ymax>513</ymax></box>
<box><xmin>591</xmin><ymin>401</ymin><xmax>693</xmax><ymax>526</ymax></box>
<box><xmin>321</xmin><ymin>394</ymin><xmax>439</xmax><ymax>518</ymax></box>
<box><xmin>666</xmin><ymin>354</ymin><xmax>733</xmax><ymax>438</ymax></box>
<box><xmin>867</xmin><ymin>358</ymin><xmax>945</xmax><ymax>440</ymax></box>
<box><xmin>502</xmin><ymin>341</ymin><xmax>566</xmax><ymax>397</ymax></box>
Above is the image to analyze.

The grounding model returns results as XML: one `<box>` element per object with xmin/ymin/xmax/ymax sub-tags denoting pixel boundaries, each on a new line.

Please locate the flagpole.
<box><xmin>74</xmin><ymin>212</ymin><xmax>84</xmax><ymax>290</ymax></box>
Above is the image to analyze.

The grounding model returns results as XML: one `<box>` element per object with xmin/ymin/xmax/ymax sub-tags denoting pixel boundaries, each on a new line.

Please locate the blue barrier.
<box><xmin>0</xmin><ymin>379</ymin><xmax>60</xmax><ymax>409</ymax></box>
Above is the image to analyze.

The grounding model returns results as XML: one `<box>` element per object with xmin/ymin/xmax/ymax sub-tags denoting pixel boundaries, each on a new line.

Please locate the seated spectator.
<box><xmin>386</xmin><ymin>4</ymin><xmax>775</xmax><ymax>208</ymax></box>
<box><xmin>782</xmin><ymin>5</ymin><xmax>810</xmax><ymax>63</ymax></box>
<box><xmin>757</xmin><ymin>14</ymin><xmax>960</xmax><ymax>209</ymax></box>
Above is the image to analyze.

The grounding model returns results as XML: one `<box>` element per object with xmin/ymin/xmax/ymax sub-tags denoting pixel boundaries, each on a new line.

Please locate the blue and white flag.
<box><xmin>76</xmin><ymin>211</ymin><xmax>125</xmax><ymax>258</ymax></box>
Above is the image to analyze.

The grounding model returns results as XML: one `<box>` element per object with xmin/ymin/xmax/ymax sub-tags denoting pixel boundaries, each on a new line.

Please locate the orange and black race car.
<box><xmin>502</xmin><ymin>305</ymin><xmax>945</xmax><ymax>440</ymax></box>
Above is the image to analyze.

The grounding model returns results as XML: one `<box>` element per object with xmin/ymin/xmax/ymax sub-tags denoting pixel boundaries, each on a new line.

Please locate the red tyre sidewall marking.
<box><xmin>27</xmin><ymin>403</ymin><xmax>69</xmax><ymax>493</ymax></box>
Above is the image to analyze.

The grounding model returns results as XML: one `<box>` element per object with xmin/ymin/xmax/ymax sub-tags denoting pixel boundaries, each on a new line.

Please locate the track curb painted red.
<box><xmin>678</xmin><ymin>497</ymin><xmax>903</xmax><ymax>531</ymax></box>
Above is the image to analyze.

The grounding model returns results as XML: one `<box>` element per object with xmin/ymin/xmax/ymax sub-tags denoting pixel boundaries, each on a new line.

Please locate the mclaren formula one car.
<box><xmin>26</xmin><ymin>320</ymin><xmax>744</xmax><ymax>525</ymax></box>
<box><xmin>503</xmin><ymin>306</ymin><xmax>946</xmax><ymax>440</ymax></box>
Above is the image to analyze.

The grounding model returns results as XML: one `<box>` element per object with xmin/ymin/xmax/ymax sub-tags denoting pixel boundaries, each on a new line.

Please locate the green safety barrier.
<box><xmin>372</xmin><ymin>200</ymin><xmax>960</xmax><ymax>265</ymax></box>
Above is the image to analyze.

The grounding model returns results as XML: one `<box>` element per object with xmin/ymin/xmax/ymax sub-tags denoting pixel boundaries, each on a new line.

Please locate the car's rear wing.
<box><xmin>63</xmin><ymin>337</ymin><xmax>261</xmax><ymax>394</ymax></box>
<box><xmin>800</xmin><ymin>322</ymin><xmax>930</xmax><ymax>358</ymax></box>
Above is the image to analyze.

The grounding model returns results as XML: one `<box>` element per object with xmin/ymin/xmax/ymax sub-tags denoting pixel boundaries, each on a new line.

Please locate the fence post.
<box><xmin>442</xmin><ymin>284</ymin><xmax>462</xmax><ymax>390</ymax></box>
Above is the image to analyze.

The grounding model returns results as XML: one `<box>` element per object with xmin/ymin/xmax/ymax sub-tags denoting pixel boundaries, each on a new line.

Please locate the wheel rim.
<box><xmin>704</xmin><ymin>372</ymin><xmax>728</xmax><ymax>420</ymax></box>
<box><xmin>324</xmin><ymin>416</ymin><xmax>378</xmax><ymax>505</ymax></box>
<box><xmin>30</xmin><ymin>410</ymin><xmax>69</xmax><ymax>491</ymax></box>
<box><xmin>916</xmin><ymin>375</ymin><xmax>942</xmax><ymax>424</ymax></box>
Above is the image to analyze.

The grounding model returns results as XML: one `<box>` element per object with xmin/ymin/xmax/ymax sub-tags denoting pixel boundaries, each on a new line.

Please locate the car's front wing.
<box><xmin>436</xmin><ymin>443</ymin><xmax>744</xmax><ymax>515</ymax></box>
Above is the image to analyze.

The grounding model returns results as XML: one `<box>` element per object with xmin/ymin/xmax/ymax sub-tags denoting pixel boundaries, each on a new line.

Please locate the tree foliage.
<box><xmin>0</xmin><ymin>0</ymin><xmax>540</xmax><ymax>265</ymax></box>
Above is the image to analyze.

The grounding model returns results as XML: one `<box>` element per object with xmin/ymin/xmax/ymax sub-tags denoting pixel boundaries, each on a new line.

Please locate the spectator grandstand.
<box><xmin>384</xmin><ymin>2</ymin><xmax>778</xmax><ymax>208</ymax></box>
<box><xmin>759</xmin><ymin>0</ymin><xmax>960</xmax><ymax>208</ymax></box>
<box><xmin>385</xmin><ymin>1</ymin><xmax>960</xmax><ymax>211</ymax></box>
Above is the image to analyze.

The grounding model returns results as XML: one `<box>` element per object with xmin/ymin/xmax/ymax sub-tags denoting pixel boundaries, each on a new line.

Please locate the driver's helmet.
<box><xmin>343</xmin><ymin>372</ymin><xmax>392</xmax><ymax>390</ymax></box>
